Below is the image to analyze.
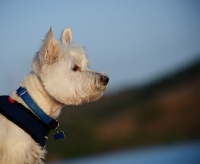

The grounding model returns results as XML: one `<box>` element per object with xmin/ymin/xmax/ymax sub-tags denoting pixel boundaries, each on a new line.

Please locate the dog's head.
<box><xmin>32</xmin><ymin>27</ymin><xmax>109</xmax><ymax>105</ymax></box>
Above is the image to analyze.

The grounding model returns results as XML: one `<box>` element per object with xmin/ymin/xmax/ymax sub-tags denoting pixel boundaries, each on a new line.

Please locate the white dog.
<box><xmin>0</xmin><ymin>27</ymin><xmax>109</xmax><ymax>164</ymax></box>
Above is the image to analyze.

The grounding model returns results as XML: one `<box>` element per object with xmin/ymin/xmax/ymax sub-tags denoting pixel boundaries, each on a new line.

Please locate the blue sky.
<box><xmin>0</xmin><ymin>0</ymin><xmax>200</xmax><ymax>94</ymax></box>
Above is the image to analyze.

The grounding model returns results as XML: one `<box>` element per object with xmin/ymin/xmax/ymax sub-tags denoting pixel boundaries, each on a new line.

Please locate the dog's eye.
<box><xmin>72</xmin><ymin>65</ymin><xmax>80</xmax><ymax>71</ymax></box>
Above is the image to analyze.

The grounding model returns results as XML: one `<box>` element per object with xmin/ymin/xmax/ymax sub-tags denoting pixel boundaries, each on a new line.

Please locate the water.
<box><xmin>50</xmin><ymin>141</ymin><xmax>200</xmax><ymax>164</ymax></box>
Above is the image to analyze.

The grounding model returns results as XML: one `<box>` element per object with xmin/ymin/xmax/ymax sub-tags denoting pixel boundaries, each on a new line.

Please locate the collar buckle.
<box><xmin>47</xmin><ymin>119</ymin><xmax>59</xmax><ymax>130</ymax></box>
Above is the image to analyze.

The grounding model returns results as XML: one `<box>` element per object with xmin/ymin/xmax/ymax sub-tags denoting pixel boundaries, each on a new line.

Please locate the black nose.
<box><xmin>100</xmin><ymin>75</ymin><xmax>109</xmax><ymax>85</ymax></box>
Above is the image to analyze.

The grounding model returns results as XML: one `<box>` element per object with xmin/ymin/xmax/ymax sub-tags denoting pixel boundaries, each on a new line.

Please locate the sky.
<box><xmin>0</xmin><ymin>0</ymin><xmax>200</xmax><ymax>94</ymax></box>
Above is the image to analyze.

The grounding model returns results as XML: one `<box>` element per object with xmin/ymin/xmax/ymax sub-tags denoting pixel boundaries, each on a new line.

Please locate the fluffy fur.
<box><xmin>0</xmin><ymin>27</ymin><xmax>109</xmax><ymax>164</ymax></box>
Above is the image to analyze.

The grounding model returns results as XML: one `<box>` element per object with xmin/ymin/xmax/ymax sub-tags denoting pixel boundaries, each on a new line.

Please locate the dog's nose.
<box><xmin>100</xmin><ymin>75</ymin><xmax>109</xmax><ymax>85</ymax></box>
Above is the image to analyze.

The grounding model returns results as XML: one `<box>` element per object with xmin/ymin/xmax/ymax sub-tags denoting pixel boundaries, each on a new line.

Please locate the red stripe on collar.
<box><xmin>8</xmin><ymin>97</ymin><xmax>15</xmax><ymax>103</ymax></box>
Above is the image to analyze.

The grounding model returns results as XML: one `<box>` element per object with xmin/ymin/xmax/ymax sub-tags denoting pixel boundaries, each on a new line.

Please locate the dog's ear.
<box><xmin>60</xmin><ymin>28</ymin><xmax>72</xmax><ymax>44</ymax></box>
<box><xmin>39</xmin><ymin>27</ymin><xmax>59</xmax><ymax>65</ymax></box>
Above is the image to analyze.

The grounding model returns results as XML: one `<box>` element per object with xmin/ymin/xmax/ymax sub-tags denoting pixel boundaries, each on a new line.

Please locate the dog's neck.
<box><xmin>10</xmin><ymin>72</ymin><xmax>63</xmax><ymax>119</ymax></box>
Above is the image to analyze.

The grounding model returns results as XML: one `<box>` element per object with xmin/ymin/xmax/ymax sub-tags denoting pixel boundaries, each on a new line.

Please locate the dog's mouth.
<box><xmin>94</xmin><ymin>83</ymin><xmax>108</xmax><ymax>92</ymax></box>
<box><xmin>94</xmin><ymin>86</ymin><xmax>105</xmax><ymax>92</ymax></box>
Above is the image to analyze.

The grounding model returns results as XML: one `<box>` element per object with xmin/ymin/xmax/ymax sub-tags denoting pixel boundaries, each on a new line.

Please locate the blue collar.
<box><xmin>16</xmin><ymin>87</ymin><xmax>65</xmax><ymax>141</ymax></box>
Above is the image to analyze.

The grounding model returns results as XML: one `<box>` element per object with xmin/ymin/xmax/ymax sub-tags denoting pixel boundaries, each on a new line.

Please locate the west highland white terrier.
<box><xmin>0</xmin><ymin>27</ymin><xmax>109</xmax><ymax>164</ymax></box>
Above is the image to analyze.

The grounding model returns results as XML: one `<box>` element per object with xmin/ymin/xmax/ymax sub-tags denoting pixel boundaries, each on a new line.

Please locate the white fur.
<box><xmin>0</xmin><ymin>27</ymin><xmax>108</xmax><ymax>164</ymax></box>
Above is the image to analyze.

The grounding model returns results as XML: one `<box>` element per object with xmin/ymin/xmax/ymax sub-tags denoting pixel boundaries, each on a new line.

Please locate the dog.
<box><xmin>0</xmin><ymin>27</ymin><xmax>109</xmax><ymax>164</ymax></box>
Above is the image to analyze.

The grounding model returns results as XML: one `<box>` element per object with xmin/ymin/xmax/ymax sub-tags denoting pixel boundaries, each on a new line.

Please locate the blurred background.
<box><xmin>0</xmin><ymin>0</ymin><xmax>200</xmax><ymax>163</ymax></box>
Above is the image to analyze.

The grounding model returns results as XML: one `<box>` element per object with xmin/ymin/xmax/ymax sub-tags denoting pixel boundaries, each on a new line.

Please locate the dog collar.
<box><xmin>16</xmin><ymin>87</ymin><xmax>65</xmax><ymax>141</ymax></box>
<box><xmin>0</xmin><ymin>96</ymin><xmax>50</xmax><ymax>147</ymax></box>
